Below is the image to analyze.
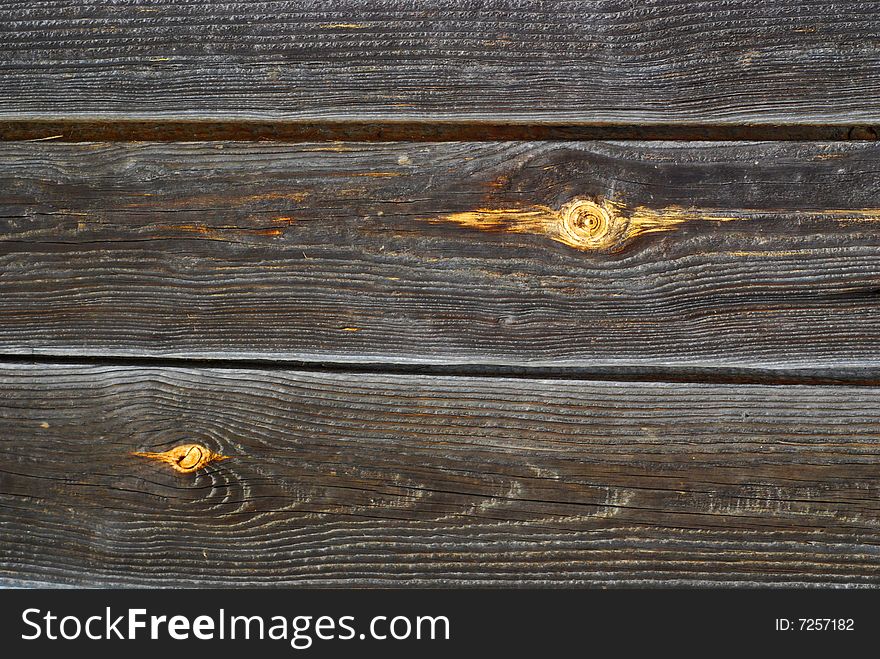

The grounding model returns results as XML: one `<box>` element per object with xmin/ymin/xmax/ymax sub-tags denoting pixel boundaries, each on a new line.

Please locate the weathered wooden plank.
<box><xmin>4</xmin><ymin>140</ymin><xmax>880</xmax><ymax>370</ymax></box>
<box><xmin>2</xmin><ymin>0</ymin><xmax>880</xmax><ymax>126</ymax></box>
<box><xmin>1</xmin><ymin>364</ymin><xmax>879</xmax><ymax>587</ymax></box>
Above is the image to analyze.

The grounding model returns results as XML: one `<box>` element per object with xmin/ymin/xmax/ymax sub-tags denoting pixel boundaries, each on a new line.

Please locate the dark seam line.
<box><xmin>0</xmin><ymin>120</ymin><xmax>878</xmax><ymax>142</ymax></box>
<box><xmin>0</xmin><ymin>352</ymin><xmax>878</xmax><ymax>386</ymax></box>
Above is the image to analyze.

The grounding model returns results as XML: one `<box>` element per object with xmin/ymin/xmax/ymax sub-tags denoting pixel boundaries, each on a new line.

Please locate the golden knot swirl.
<box><xmin>558</xmin><ymin>198</ymin><xmax>626</xmax><ymax>250</ymax></box>
<box><xmin>133</xmin><ymin>443</ymin><xmax>229</xmax><ymax>474</ymax></box>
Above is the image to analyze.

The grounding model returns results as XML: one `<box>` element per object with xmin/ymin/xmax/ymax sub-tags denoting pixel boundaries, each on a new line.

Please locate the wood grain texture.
<box><xmin>4</xmin><ymin>140</ymin><xmax>880</xmax><ymax>370</ymax></box>
<box><xmin>1</xmin><ymin>364</ymin><xmax>879</xmax><ymax>587</ymax></box>
<box><xmin>3</xmin><ymin>0</ymin><xmax>880</xmax><ymax>125</ymax></box>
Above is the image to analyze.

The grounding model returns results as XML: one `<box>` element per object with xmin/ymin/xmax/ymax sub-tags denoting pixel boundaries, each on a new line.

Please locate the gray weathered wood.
<box><xmin>2</xmin><ymin>0</ymin><xmax>880</xmax><ymax>126</ymax></box>
<box><xmin>2</xmin><ymin>364</ymin><xmax>879</xmax><ymax>587</ymax></box>
<box><xmin>3</xmin><ymin>140</ymin><xmax>880</xmax><ymax>370</ymax></box>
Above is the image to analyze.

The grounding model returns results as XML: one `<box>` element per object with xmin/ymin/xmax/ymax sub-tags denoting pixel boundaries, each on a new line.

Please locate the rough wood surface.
<box><xmin>5</xmin><ymin>0</ymin><xmax>879</xmax><ymax>594</ymax></box>
<box><xmin>3</xmin><ymin>0</ymin><xmax>880</xmax><ymax>126</ymax></box>
<box><xmin>4</xmin><ymin>140</ymin><xmax>880</xmax><ymax>370</ymax></box>
<box><xmin>1</xmin><ymin>364</ymin><xmax>879</xmax><ymax>587</ymax></box>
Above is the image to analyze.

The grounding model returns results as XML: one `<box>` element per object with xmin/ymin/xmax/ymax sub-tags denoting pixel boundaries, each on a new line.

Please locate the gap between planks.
<box><xmin>0</xmin><ymin>119</ymin><xmax>878</xmax><ymax>143</ymax></box>
<box><xmin>3</xmin><ymin>353</ymin><xmax>880</xmax><ymax>387</ymax></box>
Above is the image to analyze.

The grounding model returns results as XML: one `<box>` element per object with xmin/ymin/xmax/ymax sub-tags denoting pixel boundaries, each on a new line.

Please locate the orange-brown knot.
<box><xmin>557</xmin><ymin>198</ymin><xmax>627</xmax><ymax>250</ymax></box>
<box><xmin>133</xmin><ymin>444</ymin><xmax>229</xmax><ymax>474</ymax></box>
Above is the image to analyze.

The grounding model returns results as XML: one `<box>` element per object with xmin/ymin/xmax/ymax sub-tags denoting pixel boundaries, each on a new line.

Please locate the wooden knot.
<box><xmin>133</xmin><ymin>444</ymin><xmax>229</xmax><ymax>474</ymax></box>
<box><xmin>432</xmin><ymin>195</ymin><xmax>704</xmax><ymax>252</ymax></box>
<box><xmin>558</xmin><ymin>198</ymin><xmax>627</xmax><ymax>250</ymax></box>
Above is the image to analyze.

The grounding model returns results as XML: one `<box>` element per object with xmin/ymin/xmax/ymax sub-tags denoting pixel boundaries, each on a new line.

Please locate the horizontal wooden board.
<box><xmin>1</xmin><ymin>364</ymin><xmax>879</xmax><ymax>587</ymax></box>
<box><xmin>2</xmin><ymin>0</ymin><xmax>880</xmax><ymax>125</ymax></box>
<box><xmin>4</xmin><ymin>140</ymin><xmax>880</xmax><ymax>370</ymax></box>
